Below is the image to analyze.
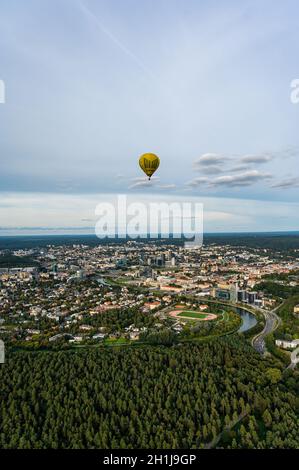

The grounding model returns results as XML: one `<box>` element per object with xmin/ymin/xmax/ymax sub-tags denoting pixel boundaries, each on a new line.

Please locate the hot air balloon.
<box><xmin>139</xmin><ymin>153</ymin><xmax>160</xmax><ymax>180</ymax></box>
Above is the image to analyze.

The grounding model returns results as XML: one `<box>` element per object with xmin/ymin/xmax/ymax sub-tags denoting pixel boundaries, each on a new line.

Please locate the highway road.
<box><xmin>252</xmin><ymin>305</ymin><xmax>282</xmax><ymax>355</ymax></box>
<box><xmin>289</xmin><ymin>348</ymin><xmax>299</xmax><ymax>369</ymax></box>
<box><xmin>287</xmin><ymin>340</ymin><xmax>299</xmax><ymax>369</ymax></box>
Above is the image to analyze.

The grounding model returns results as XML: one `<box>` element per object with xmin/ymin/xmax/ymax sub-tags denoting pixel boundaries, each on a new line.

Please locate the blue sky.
<box><xmin>0</xmin><ymin>0</ymin><xmax>299</xmax><ymax>233</ymax></box>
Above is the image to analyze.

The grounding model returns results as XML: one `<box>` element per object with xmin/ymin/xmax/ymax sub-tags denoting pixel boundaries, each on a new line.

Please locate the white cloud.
<box><xmin>211</xmin><ymin>170</ymin><xmax>272</xmax><ymax>187</ymax></box>
<box><xmin>192</xmin><ymin>151</ymin><xmax>275</xmax><ymax>180</ymax></box>
<box><xmin>186</xmin><ymin>177</ymin><xmax>210</xmax><ymax>188</ymax></box>
<box><xmin>193</xmin><ymin>153</ymin><xmax>227</xmax><ymax>168</ymax></box>
<box><xmin>229</xmin><ymin>165</ymin><xmax>251</xmax><ymax>173</ymax></box>
<box><xmin>240</xmin><ymin>154</ymin><xmax>273</xmax><ymax>164</ymax></box>
<box><xmin>200</xmin><ymin>166</ymin><xmax>224</xmax><ymax>175</ymax></box>
<box><xmin>187</xmin><ymin>170</ymin><xmax>272</xmax><ymax>189</ymax></box>
<box><xmin>271</xmin><ymin>177</ymin><xmax>299</xmax><ymax>189</ymax></box>
<box><xmin>128</xmin><ymin>176</ymin><xmax>160</xmax><ymax>189</ymax></box>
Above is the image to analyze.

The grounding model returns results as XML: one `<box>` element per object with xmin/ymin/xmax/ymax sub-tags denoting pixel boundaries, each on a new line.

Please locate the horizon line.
<box><xmin>0</xmin><ymin>230</ymin><xmax>299</xmax><ymax>239</ymax></box>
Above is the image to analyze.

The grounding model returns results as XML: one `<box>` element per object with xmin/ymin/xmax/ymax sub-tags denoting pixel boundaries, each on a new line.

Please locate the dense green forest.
<box><xmin>0</xmin><ymin>338</ymin><xmax>298</xmax><ymax>449</ymax></box>
<box><xmin>274</xmin><ymin>295</ymin><xmax>299</xmax><ymax>341</ymax></box>
<box><xmin>0</xmin><ymin>254</ymin><xmax>39</xmax><ymax>268</ymax></box>
<box><xmin>81</xmin><ymin>307</ymin><xmax>157</xmax><ymax>333</ymax></box>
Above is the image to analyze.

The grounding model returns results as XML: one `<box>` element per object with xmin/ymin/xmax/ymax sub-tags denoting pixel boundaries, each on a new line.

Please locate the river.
<box><xmin>234</xmin><ymin>307</ymin><xmax>257</xmax><ymax>333</ymax></box>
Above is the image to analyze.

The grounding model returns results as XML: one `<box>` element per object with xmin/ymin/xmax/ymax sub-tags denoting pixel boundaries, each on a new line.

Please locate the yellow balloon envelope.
<box><xmin>139</xmin><ymin>153</ymin><xmax>160</xmax><ymax>179</ymax></box>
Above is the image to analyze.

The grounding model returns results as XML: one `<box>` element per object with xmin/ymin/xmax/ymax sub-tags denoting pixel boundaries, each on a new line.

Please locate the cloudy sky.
<box><xmin>0</xmin><ymin>0</ymin><xmax>299</xmax><ymax>234</ymax></box>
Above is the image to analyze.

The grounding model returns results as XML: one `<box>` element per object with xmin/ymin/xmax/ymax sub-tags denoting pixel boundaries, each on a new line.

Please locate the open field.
<box><xmin>103</xmin><ymin>337</ymin><xmax>129</xmax><ymax>346</ymax></box>
<box><xmin>178</xmin><ymin>311</ymin><xmax>211</xmax><ymax>319</ymax></box>
<box><xmin>169</xmin><ymin>309</ymin><xmax>217</xmax><ymax>321</ymax></box>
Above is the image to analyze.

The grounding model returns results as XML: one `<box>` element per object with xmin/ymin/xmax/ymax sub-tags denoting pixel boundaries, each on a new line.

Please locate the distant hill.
<box><xmin>204</xmin><ymin>232</ymin><xmax>299</xmax><ymax>251</ymax></box>
<box><xmin>0</xmin><ymin>232</ymin><xmax>298</xmax><ymax>251</ymax></box>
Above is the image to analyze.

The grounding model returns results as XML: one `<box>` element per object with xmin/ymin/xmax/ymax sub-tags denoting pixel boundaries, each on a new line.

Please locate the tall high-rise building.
<box><xmin>248</xmin><ymin>292</ymin><xmax>257</xmax><ymax>304</ymax></box>
<box><xmin>230</xmin><ymin>283</ymin><xmax>238</xmax><ymax>303</ymax></box>
<box><xmin>238</xmin><ymin>290</ymin><xmax>247</xmax><ymax>302</ymax></box>
<box><xmin>155</xmin><ymin>255</ymin><xmax>165</xmax><ymax>267</ymax></box>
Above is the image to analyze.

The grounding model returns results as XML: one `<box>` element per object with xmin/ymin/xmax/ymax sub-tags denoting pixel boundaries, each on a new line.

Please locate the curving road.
<box><xmin>252</xmin><ymin>305</ymin><xmax>282</xmax><ymax>355</ymax></box>
<box><xmin>287</xmin><ymin>340</ymin><xmax>299</xmax><ymax>369</ymax></box>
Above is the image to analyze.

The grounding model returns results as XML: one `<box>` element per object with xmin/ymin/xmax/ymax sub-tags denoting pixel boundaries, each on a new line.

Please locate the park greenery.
<box><xmin>0</xmin><ymin>337</ymin><xmax>298</xmax><ymax>449</ymax></box>
<box><xmin>254</xmin><ymin>281</ymin><xmax>299</xmax><ymax>299</ymax></box>
<box><xmin>274</xmin><ymin>295</ymin><xmax>299</xmax><ymax>341</ymax></box>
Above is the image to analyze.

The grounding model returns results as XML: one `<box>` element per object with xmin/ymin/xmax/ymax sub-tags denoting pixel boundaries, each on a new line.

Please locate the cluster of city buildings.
<box><xmin>213</xmin><ymin>284</ymin><xmax>262</xmax><ymax>307</ymax></box>
<box><xmin>0</xmin><ymin>240</ymin><xmax>298</xmax><ymax>346</ymax></box>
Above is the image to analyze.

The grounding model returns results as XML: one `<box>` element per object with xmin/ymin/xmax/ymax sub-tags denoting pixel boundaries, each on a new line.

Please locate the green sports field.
<box><xmin>177</xmin><ymin>310</ymin><xmax>210</xmax><ymax>319</ymax></box>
